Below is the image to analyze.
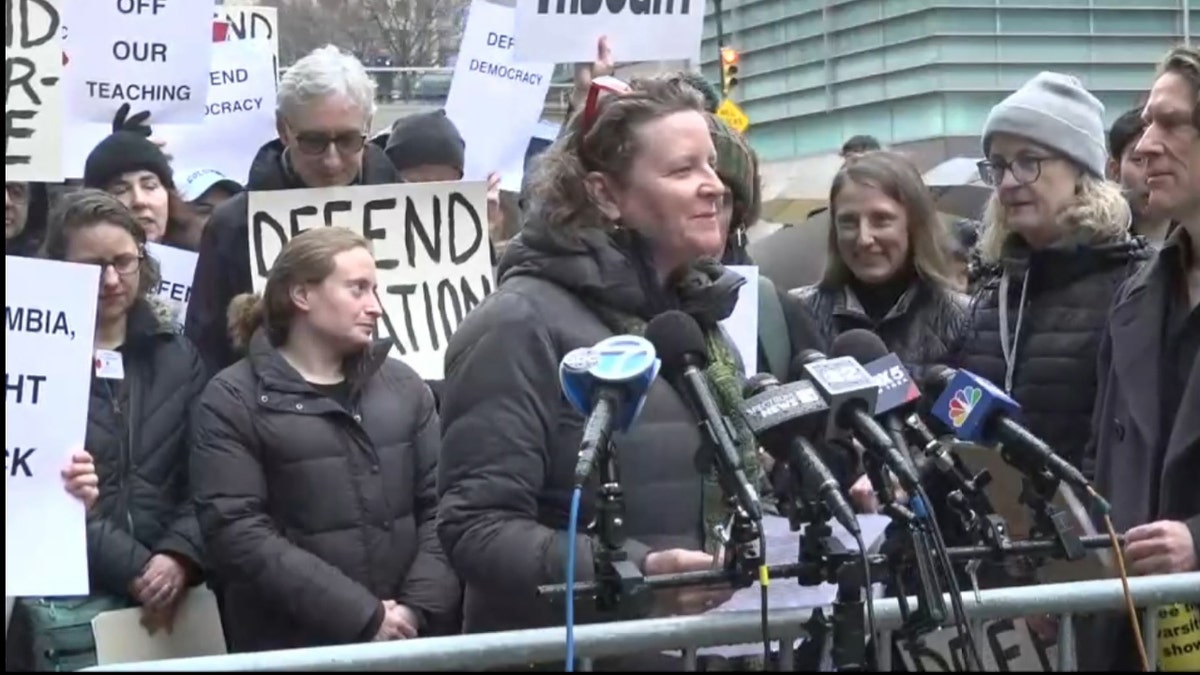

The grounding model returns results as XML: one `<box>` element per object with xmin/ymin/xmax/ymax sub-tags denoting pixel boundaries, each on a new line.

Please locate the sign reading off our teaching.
<box><xmin>247</xmin><ymin>182</ymin><xmax>496</xmax><ymax>380</ymax></box>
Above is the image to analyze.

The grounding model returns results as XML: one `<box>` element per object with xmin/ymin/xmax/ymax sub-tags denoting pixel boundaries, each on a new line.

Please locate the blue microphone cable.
<box><xmin>565</xmin><ymin>485</ymin><xmax>583</xmax><ymax>671</ymax></box>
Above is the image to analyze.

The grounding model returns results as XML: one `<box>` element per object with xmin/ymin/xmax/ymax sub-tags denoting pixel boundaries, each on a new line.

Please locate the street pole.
<box><xmin>714</xmin><ymin>0</ymin><xmax>726</xmax><ymax>53</ymax></box>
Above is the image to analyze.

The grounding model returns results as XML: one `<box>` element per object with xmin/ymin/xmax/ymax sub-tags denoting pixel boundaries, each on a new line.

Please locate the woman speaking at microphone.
<box><xmin>436</xmin><ymin>78</ymin><xmax>749</xmax><ymax>668</ymax></box>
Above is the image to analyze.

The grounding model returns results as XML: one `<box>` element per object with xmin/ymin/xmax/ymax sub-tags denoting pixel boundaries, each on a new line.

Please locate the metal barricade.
<box><xmin>82</xmin><ymin>573</ymin><xmax>1200</xmax><ymax>672</ymax></box>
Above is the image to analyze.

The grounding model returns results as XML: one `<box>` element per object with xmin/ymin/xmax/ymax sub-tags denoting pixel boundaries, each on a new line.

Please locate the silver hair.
<box><xmin>276</xmin><ymin>45</ymin><xmax>377</xmax><ymax>129</ymax></box>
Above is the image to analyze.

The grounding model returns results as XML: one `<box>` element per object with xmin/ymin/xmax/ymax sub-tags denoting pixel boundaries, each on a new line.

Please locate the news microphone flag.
<box><xmin>863</xmin><ymin>353</ymin><xmax>921</xmax><ymax>415</ymax></box>
<box><xmin>930</xmin><ymin>368</ymin><xmax>1021</xmax><ymax>442</ymax></box>
<box><xmin>559</xmin><ymin>335</ymin><xmax>660</xmax><ymax>433</ymax></box>
<box><xmin>803</xmin><ymin>355</ymin><xmax>880</xmax><ymax>440</ymax></box>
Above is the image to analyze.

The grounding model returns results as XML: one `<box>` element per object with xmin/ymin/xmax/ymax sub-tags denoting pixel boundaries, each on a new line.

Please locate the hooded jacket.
<box><xmin>184</xmin><ymin>140</ymin><xmax>399</xmax><ymax>375</ymax></box>
<box><xmin>84</xmin><ymin>297</ymin><xmax>208</xmax><ymax>597</ymax></box>
<box><xmin>436</xmin><ymin>218</ymin><xmax>737</xmax><ymax>636</ymax></box>
<box><xmin>953</xmin><ymin>191</ymin><xmax>1152</xmax><ymax>471</ymax></box>
<box><xmin>191</xmin><ymin>332</ymin><xmax>460</xmax><ymax>652</ymax></box>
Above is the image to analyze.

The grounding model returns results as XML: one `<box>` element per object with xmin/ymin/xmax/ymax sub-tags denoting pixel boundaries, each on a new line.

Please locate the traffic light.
<box><xmin>720</xmin><ymin>46</ymin><xmax>740</xmax><ymax>96</ymax></box>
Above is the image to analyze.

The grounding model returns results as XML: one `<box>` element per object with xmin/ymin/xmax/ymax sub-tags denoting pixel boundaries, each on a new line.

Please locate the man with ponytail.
<box><xmin>191</xmin><ymin>228</ymin><xmax>460</xmax><ymax>651</ymax></box>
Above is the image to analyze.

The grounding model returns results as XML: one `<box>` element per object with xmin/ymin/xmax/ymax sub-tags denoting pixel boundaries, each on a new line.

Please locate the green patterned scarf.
<box><xmin>609</xmin><ymin>314</ymin><xmax>764</xmax><ymax>556</ymax></box>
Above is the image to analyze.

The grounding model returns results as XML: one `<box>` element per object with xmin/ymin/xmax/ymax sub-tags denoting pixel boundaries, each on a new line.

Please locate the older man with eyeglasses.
<box><xmin>185</xmin><ymin>45</ymin><xmax>400</xmax><ymax>375</ymax></box>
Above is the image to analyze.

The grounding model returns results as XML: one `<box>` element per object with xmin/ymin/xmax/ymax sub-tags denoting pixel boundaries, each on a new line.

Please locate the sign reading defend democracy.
<box><xmin>5</xmin><ymin>256</ymin><xmax>99</xmax><ymax>597</ymax></box>
<box><xmin>444</xmin><ymin>0</ymin><xmax>555</xmax><ymax>182</ymax></box>
<box><xmin>248</xmin><ymin>182</ymin><xmax>495</xmax><ymax>380</ymax></box>
<box><xmin>5</xmin><ymin>0</ymin><xmax>64</xmax><ymax>182</ymax></box>
<box><xmin>66</xmin><ymin>0</ymin><xmax>213</xmax><ymax>125</ymax></box>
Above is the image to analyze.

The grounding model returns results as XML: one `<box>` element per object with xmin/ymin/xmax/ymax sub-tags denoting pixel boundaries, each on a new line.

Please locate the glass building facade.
<box><xmin>701</xmin><ymin>0</ymin><xmax>1199</xmax><ymax>163</ymax></box>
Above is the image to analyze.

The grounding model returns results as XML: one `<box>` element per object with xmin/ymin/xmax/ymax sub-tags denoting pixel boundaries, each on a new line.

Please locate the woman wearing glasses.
<box><xmin>6</xmin><ymin>190</ymin><xmax>208</xmax><ymax>672</ymax></box>
<box><xmin>954</xmin><ymin>72</ymin><xmax>1151</xmax><ymax>495</ymax></box>
<box><xmin>437</xmin><ymin>78</ymin><xmax>740</xmax><ymax>666</ymax></box>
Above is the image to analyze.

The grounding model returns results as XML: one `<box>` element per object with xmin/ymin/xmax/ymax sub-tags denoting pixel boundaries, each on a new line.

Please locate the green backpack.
<box><xmin>756</xmin><ymin>275</ymin><xmax>791</xmax><ymax>382</ymax></box>
<box><xmin>6</xmin><ymin>595</ymin><xmax>130</xmax><ymax>672</ymax></box>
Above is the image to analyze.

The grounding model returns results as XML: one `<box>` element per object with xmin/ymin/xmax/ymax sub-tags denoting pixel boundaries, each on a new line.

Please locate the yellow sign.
<box><xmin>717</xmin><ymin>99</ymin><xmax>749</xmax><ymax>133</ymax></box>
<box><xmin>1159</xmin><ymin>603</ymin><xmax>1200</xmax><ymax>671</ymax></box>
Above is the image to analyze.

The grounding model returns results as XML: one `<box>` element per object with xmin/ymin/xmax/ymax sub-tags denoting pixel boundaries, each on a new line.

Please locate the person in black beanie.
<box><xmin>83</xmin><ymin>129</ymin><xmax>191</xmax><ymax>246</ymax></box>
<box><xmin>372</xmin><ymin>109</ymin><xmax>508</xmax><ymax>265</ymax></box>
<box><xmin>377</xmin><ymin>109</ymin><xmax>465</xmax><ymax>183</ymax></box>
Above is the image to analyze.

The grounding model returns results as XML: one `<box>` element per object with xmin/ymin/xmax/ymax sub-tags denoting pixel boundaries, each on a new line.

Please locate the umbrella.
<box><xmin>923</xmin><ymin>157</ymin><xmax>991</xmax><ymax>220</ymax></box>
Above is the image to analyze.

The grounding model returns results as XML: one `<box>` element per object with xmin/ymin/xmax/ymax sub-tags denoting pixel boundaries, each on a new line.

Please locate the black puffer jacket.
<box><xmin>191</xmin><ymin>334</ymin><xmax>460</xmax><ymax>652</ymax></box>
<box><xmin>437</xmin><ymin>221</ymin><xmax>731</xmax><ymax>636</ymax></box>
<box><xmin>954</xmin><ymin>236</ymin><xmax>1151</xmax><ymax>471</ymax></box>
<box><xmin>794</xmin><ymin>279</ymin><xmax>970</xmax><ymax>380</ymax></box>
<box><xmin>86</xmin><ymin>299</ymin><xmax>207</xmax><ymax>598</ymax></box>
<box><xmin>184</xmin><ymin>140</ymin><xmax>400</xmax><ymax>375</ymax></box>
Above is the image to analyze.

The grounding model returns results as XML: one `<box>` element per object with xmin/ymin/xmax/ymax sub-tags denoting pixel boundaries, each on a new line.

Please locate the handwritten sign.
<box><xmin>5</xmin><ymin>255</ymin><xmax>99</xmax><ymax>597</ymax></box>
<box><xmin>219</xmin><ymin>6</ymin><xmax>279</xmax><ymax>78</ymax></box>
<box><xmin>66</xmin><ymin>0</ymin><xmax>213</xmax><ymax>124</ymax></box>
<box><xmin>513</xmin><ymin>0</ymin><xmax>704</xmax><ymax>63</ymax></box>
<box><xmin>896</xmin><ymin>618</ymin><xmax>1057</xmax><ymax>671</ymax></box>
<box><xmin>247</xmin><ymin>182</ymin><xmax>495</xmax><ymax>379</ymax></box>
<box><xmin>146</xmin><ymin>243</ymin><xmax>197</xmax><ymax>331</ymax></box>
<box><xmin>5</xmin><ymin>0</ymin><xmax>64</xmax><ymax>181</ymax></box>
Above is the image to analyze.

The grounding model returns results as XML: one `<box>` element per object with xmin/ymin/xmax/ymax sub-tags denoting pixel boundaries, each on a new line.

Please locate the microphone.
<box><xmin>923</xmin><ymin>365</ymin><xmax>1094</xmax><ymax>497</ymax></box>
<box><xmin>644</xmin><ymin>311</ymin><xmax>763</xmax><ymax>522</ymax></box>
<box><xmin>741</xmin><ymin>374</ymin><xmax>861</xmax><ymax>536</ymax></box>
<box><xmin>799</xmin><ymin>331</ymin><xmax>921</xmax><ymax>492</ymax></box>
<box><xmin>559</xmin><ymin>335</ymin><xmax>660</xmax><ymax>487</ymax></box>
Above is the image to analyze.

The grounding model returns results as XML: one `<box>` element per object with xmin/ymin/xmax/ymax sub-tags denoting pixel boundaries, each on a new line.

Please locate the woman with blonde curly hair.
<box><xmin>953</xmin><ymin>72</ymin><xmax>1152</xmax><ymax>480</ymax></box>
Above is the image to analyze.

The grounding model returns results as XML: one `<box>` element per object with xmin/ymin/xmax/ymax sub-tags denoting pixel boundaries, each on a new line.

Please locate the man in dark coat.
<box><xmin>1084</xmin><ymin>45</ymin><xmax>1200</xmax><ymax>671</ymax></box>
<box><xmin>185</xmin><ymin>45</ymin><xmax>400</xmax><ymax>374</ymax></box>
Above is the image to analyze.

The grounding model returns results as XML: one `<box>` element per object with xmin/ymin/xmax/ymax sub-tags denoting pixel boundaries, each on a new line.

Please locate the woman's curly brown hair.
<box><xmin>523</xmin><ymin>77</ymin><xmax>708</xmax><ymax>241</ymax></box>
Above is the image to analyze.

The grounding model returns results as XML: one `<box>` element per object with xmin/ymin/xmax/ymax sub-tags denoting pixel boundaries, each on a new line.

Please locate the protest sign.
<box><xmin>513</xmin><ymin>0</ymin><xmax>704</xmax><ymax>63</ymax></box>
<box><xmin>66</xmin><ymin>0</ymin><xmax>212</xmax><ymax>124</ymax></box>
<box><xmin>159</xmin><ymin>40</ymin><xmax>277</xmax><ymax>183</ymax></box>
<box><xmin>5</xmin><ymin>255</ymin><xmax>98</xmax><ymax>597</ymax></box>
<box><xmin>6</xmin><ymin>0</ymin><xmax>64</xmax><ymax>181</ymax></box>
<box><xmin>247</xmin><ymin>182</ymin><xmax>495</xmax><ymax>379</ymax></box>
<box><xmin>146</xmin><ymin>242</ymin><xmax>197</xmax><ymax>331</ymax></box>
<box><xmin>896</xmin><ymin>618</ymin><xmax>1058</xmax><ymax>672</ymax></box>
<box><xmin>445</xmin><ymin>0</ymin><xmax>555</xmax><ymax>182</ymax></box>
<box><xmin>722</xmin><ymin>266</ymin><xmax>759</xmax><ymax>376</ymax></box>
<box><xmin>219</xmin><ymin>6</ymin><xmax>279</xmax><ymax>78</ymax></box>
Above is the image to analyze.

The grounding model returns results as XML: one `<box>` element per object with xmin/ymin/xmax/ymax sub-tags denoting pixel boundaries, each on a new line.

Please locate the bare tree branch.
<box><xmin>271</xmin><ymin>0</ymin><xmax>467</xmax><ymax>67</ymax></box>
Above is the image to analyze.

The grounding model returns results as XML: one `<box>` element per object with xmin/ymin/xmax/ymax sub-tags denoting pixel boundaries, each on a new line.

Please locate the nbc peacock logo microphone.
<box><xmin>947</xmin><ymin>386</ymin><xmax>982</xmax><ymax>428</ymax></box>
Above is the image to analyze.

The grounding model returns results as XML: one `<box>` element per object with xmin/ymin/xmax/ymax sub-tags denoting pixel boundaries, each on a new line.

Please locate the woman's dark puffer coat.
<box><xmin>794</xmin><ymin>279</ymin><xmax>970</xmax><ymax>381</ymax></box>
<box><xmin>191</xmin><ymin>333</ymin><xmax>460</xmax><ymax>653</ymax></box>
<box><xmin>85</xmin><ymin>298</ymin><xmax>208</xmax><ymax>597</ymax></box>
<box><xmin>953</xmin><ymin>236</ymin><xmax>1151</xmax><ymax>471</ymax></box>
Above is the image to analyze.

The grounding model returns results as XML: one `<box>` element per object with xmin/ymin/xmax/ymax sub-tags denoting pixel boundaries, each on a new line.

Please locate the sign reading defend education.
<box><xmin>5</xmin><ymin>255</ymin><xmax>99</xmax><ymax>597</ymax></box>
<box><xmin>5</xmin><ymin>0</ymin><xmax>65</xmax><ymax>182</ymax></box>
<box><xmin>248</xmin><ymin>182</ymin><xmax>495</xmax><ymax>380</ymax></box>
<box><xmin>66</xmin><ymin>0</ymin><xmax>213</xmax><ymax>125</ymax></box>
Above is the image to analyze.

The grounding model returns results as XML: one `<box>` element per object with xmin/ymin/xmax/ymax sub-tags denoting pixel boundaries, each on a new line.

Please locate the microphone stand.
<box><xmin>1004</xmin><ymin>449</ymin><xmax>1086</xmax><ymax>565</ymax></box>
<box><xmin>862</xmin><ymin>451</ymin><xmax>947</xmax><ymax>640</ymax></box>
<box><xmin>591</xmin><ymin>437</ymin><xmax>651</xmax><ymax>618</ymax></box>
<box><xmin>781</xmin><ymin>461</ymin><xmax>885</xmax><ymax>673</ymax></box>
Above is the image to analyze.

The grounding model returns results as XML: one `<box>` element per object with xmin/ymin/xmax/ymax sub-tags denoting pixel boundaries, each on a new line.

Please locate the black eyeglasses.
<box><xmin>293</xmin><ymin>130</ymin><xmax>367</xmax><ymax>156</ymax></box>
<box><xmin>977</xmin><ymin>156</ymin><xmax>1056</xmax><ymax>187</ymax></box>
<box><xmin>83</xmin><ymin>254</ymin><xmax>143</xmax><ymax>276</ymax></box>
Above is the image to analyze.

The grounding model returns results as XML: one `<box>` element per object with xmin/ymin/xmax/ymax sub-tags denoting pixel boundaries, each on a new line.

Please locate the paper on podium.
<box><xmin>92</xmin><ymin>587</ymin><xmax>226</xmax><ymax>666</ymax></box>
<box><xmin>950</xmin><ymin>442</ymin><xmax>1115</xmax><ymax>583</ymax></box>
<box><xmin>684</xmin><ymin>514</ymin><xmax>890</xmax><ymax>659</ymax></box>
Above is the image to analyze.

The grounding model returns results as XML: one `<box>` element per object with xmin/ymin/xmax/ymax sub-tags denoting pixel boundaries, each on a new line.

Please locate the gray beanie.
<box><xmin>982</xmin><ymin>71</ymin><xmax>1107</xmax><ymax>178</ymax></box>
